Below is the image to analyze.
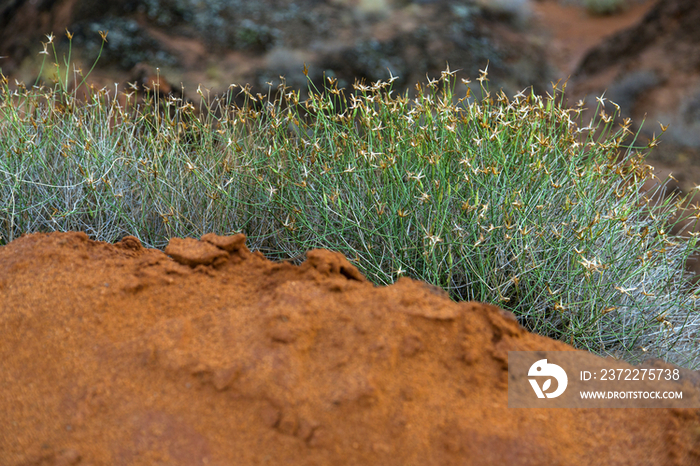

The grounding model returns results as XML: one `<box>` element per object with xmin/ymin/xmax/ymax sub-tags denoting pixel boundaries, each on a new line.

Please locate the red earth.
<box><xmin>531</xmin><ymin>0</ymin><xmax>657</xmax><ymax>79</ymax></box>
<box><xmin>2</xmin><ymin>231</ymin><xmax>699</xmax><ymax>465</ymax></box>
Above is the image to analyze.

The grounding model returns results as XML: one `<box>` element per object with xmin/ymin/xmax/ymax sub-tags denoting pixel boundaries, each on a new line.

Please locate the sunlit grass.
<box><xmin>1</xmin><ymin>31</ymin><xmax>699</xmax><ymax>368</ymax></box>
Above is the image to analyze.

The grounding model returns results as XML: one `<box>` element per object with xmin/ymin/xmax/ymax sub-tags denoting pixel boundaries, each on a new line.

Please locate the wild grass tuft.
<box><xmin>1</xmin><ymin>32</ymin><xmax>699</xmax><ymax>368</ymax></box>
<box><xmin>582</xmin><ymin>0</ymin><xmax>628</xmax><ymax>15</ymax></box>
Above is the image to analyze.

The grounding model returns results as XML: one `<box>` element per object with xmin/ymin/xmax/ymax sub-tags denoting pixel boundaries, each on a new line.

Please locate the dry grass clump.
<box><xmin>1</xmin><ymin>32</ymin><xmax>699</xmax><ymax>368</ymax></box>
<box><xmin>559</xmin><ymin>0</ymin><xmax>632</xmax><ymax>15</ymax></box>
<box><xmin>583</xmin><ymin>0</ymin><xmax>628</xmax><ymax>15</ymax></box>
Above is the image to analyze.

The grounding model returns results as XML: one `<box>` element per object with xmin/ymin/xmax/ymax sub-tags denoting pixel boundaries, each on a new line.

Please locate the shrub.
<box><xmin>1</xmin><ymin>33</ymin><xmax>699</xmax><ymax>368</ymax></box>
<box><xmin>583</xmin><ymin>0</ymin><xmax>628</xmax><ymax>15</ymax></box>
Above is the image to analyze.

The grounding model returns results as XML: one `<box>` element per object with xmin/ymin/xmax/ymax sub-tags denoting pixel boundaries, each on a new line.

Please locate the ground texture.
<box><xmin>1</xmin><ymin>231</ymin><xmax>700</xmax><ymax>465</ymax></box>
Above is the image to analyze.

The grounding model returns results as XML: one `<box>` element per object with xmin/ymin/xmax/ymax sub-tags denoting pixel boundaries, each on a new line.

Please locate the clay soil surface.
<box><xmin>531</xmin><ymin>0</ymin><xmax>657</xmax><ymax>79</ymax></box>
<box><xmin>2</xmin><ymin>231</ymin><xmax>700</xmax><ymax>465</ymax></box>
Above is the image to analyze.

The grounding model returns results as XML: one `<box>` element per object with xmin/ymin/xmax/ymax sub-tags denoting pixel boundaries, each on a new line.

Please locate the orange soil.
<box><xmin>531</xmin><ymin>0</ymin><xmax>657</xmax><ymax>79</ymax></box>
<box><xmin>1</xmin><ymin>231</ymin><xmax>699</xmax><ymax>465</ymax></box>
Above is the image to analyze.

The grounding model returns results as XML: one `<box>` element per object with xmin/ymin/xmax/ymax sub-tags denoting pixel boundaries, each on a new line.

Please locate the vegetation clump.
<box><xmin>1</xmin><ymin>32</ymin><xmax>699</xmax><ymax>368</ymax></box>
<box><xmin>583</xmin><ymin>0</ymin><xmax>628</xmax><ymax>15</ymax></box>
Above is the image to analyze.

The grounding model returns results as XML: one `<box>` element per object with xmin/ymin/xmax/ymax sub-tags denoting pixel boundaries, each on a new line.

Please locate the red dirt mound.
<box><xmin>1</xmin><ymin>231</ymin><xmax>699</xmax><ymax>465</ymax></box>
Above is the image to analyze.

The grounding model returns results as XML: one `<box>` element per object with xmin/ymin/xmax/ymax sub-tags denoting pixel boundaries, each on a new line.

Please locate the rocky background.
<box><xmin>1</xmin><ymin>0</ymin><xmax>552</xmax><ymax>95</ymax></box>
<box><xmin>1</xmin><ymin>0</ymin><xmax>699</xmax><ymax>205</ymax></box>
